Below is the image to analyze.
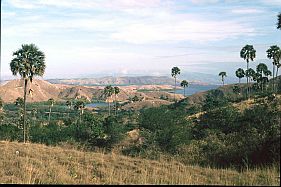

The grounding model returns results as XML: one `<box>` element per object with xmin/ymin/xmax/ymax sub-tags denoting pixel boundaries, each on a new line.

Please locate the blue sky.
<box><xmin>1</xmin><ymin>0</ymin><xmax>281</xmax><ymax>80</ymax></box>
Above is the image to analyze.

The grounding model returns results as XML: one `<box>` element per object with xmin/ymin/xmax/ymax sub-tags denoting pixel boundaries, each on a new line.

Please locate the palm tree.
<box><xmin>240</xmin><ymin>45</ymin><xmax>256</xmax><ymax>98</ymax></box>
<box><xmin>10</xmin><ymin>44</ymin><xmax>45</xmax><ymax>143</ymax></box>
<box><xmin>245</xmin><ymin>68</ymin><xmax>256</xmax><ymax>96</ymax></box>
<box><xmin>15</xmin><ymin>97</ymin><xmax>24</xmax><ymax>108</ymax></box>
<box><xmin>32</xmin><ymin>108</ymin><xmax>37</xmax><ymax>119</ymax></box>
<box><xmin>103</xmin><ymin>85</ymin><xmax>114</xmax><ymax>116</ymax></box>
<box><xmin>66</xmin><ymin>100</ymin><xmax>72</xmax><ymax>118</ymax></box>
<box><xmin>232</xmin><ymin>84</ymin><xmax>241</xmax><ymax>99</ymax></box>
<box><xmin>256</xmin><ymin>63</ymin><xmax>270</xmax><ymax>92</ymax></box>
<box><xmin>74</xmin><ymin>100</ymin><xmax>85</xmax><ymax>124</ymax></box>
<box><xmin>277</xmin><ymin>13</ymin><xmax>281</xmax><ymax>30</ymax></box>
<box><xmin>235</xmin><ymin>68</ymin><xmax>245</xmax><ymax>83</ymax></box>
<box><xmin>48</xmin><ymin>98</ymin><xmax>54</xmax><ymax>125</ymax></box>
<box><xmin>113</xmin><ymin>86</ymin><xmax>120</xmax><ymax>116</ymax></box>
<box><xmin>180</xmin><ymin>80</ymin><xmax>188</xmax><ymax>97</ymax></box>
<box><xmin>267</xmin><ymin>45</ymin><xmax>281</xmax><ymax>92</ymax></box>
<box><xmin>171</xmin><ymin>67</ymin><xmax>180</xmax><ymax>102</ymax></box>
<box><xmin>0</xmin><ymin>97</ymin><xmax>3</xmax><ymax>111</ymax></box>
<box><xmin>219</xmin><ymin>72</ymin><xmax>227</xmax><ymax>86</ymax></box>
<box><xmin>245</xmin><ymin>68</ymin><xmax>256</xmax><ymax>82</ymax></box>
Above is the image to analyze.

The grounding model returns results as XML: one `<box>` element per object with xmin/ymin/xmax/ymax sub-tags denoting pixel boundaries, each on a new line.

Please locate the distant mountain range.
<box><xmin>47</xmin><ymin>73</ymin><xmax>237</xmax><ymax>86</ymax></box>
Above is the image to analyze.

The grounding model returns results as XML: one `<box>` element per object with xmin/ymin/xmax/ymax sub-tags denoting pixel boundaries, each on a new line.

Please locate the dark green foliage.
<box><xmin>191</xmin><ymin>100</ymin><xmax>281</xmax><ymax>168</ymax></box>
<box><xmin>139</xmin><ymin>106</ymin><xmax>192</xmax><ymax>153</ymax></box>
<box><xmin>202</xmin><ymin>89</ymin><xmax>228</xmax><ymax>111</ymax></box>
<box><xmin>199</xmin><ymin>105</ymin><xmax>240</xmax><ymax>134</ymax></box>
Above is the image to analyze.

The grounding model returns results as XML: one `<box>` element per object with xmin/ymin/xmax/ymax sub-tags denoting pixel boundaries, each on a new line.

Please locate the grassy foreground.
<box><xmin>0</xmin><ymin>141</ymin><xmax>279</xmax><ymax>185</ymax></box>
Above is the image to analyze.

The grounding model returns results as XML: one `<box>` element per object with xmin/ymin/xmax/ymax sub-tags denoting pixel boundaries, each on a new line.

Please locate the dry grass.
<box><xmin>0</xmin><ymin>141</ymin><xmax>279</xmax><ymax>185</ymax></box>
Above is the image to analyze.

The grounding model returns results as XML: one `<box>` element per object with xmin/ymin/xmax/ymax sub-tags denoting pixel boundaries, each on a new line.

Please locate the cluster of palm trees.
<box><xmin>219</xmin><ymin>44</ymin><xmax>280</xmax><ymax>98</ymax></box>
<box><xmin>171</xmin><ymin>67</ymin><xmax>189</xmax><ymax>100</ymax></box>
<box><xmin>238</xmin><ymin>45</ymin><xmax>280</xmax><ymax>97</ymax></box>
<box><xmin>103</xmin><ymin>85</ymin><xmax>120</xmax><ymax>116</ymax></box>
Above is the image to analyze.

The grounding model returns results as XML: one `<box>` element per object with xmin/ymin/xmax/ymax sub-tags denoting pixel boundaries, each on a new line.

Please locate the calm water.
<box><xmin>86</xmin><ymin>102</ymin><xmax>108</xmax><ymax>108</ymax></box>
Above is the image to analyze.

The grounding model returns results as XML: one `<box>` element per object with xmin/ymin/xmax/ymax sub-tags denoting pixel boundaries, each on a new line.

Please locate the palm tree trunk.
<box><xmin>174</xmin><ymin>77</ymin><xmax>176</xmax><ymax>102</ymax></box>
<box><xmin>273</xmin><ymin>65</ymin><xmax>275</xmax><ymax>92</ymax></box>
<box><xmin>115</xmin><ymin>94</ymin><xmax>117</xmax><ymax>116</ymax></box>
<box><xmin>48</xmin><ymin>106</ymin><xmax>52</xmax><ymax>125</ymax></box>
<box><xmin>276</xmin><ymin>67</ymin><xmax>279</xmax><ymax>92</ymax></box>
<box><xmin>239</xmin><ymin>78</ymin><xmax>241</xmax><ymax>84</ymax></box>
<box><xmin>23</xmin><ymin>79</ymin><xmax>28</xmax><ymax>143</ymax></box>
<box><xmin>246</xmin><ymin>61</ymin><xmax>249</xmax><ymax>98</ymax></box>
<box><xmin>108</xmin><ymin>101</ymin><xmax>110</xmax><ymax>116</ymax></box>
<box><xmin>79</xmin><ymin>110</ymin><xmax>82</xmax><ymax>124</ymax></box>
<box><xmin>183</xmin><ymin>87</ymin><xmax>185</xmax><ymax>97</ymax></box>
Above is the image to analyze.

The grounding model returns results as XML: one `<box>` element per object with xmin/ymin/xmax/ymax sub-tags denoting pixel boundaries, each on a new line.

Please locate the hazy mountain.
<box><xmin>47</xmin><ymin>73</ymin><xmax>235</xmax><ymax>86</ymax></box>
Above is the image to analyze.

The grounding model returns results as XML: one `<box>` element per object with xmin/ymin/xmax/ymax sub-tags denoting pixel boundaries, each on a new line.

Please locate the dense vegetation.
<box><xmin>1</xmin><ymin>80</ymin><xmax>280</xmax><ymax>170</ymax></box>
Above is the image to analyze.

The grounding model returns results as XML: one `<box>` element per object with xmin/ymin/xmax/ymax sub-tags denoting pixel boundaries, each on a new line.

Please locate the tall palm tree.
<box><xmin>113</xmin><ymin>86</ymin><xmax>120</xmax><ymax>116</ymax></box>
<box><xmin>171</xmin><ymin>67</ymin><xmax>180</xmax><ymax>102</ymax></box>
<box><xmin>219</xmin><ymin>72</ymin><xmax>227</xmax><ymax>86</ymax></box>
<box><xmin>48</xmin><ymin>98</ymin><xmax>54</xmax><ymax>125</ymax></box>
<box><xmin>103</xmin><ymin>85</ymin><xmax>114</xmax><ymax>116</ymax></box>
<box><xmin>277</xmin><ymin>13</ymin><xmax>281</xmax><ymax>30</ymax></box>
<box><xmin>266</xmin><ymin>45</ymin><xmax>281</xmax><ymax>92</ymax></box>
<box><xmin>235</xmin><ymin>68</ymin><xmax>245</xmax><ymax>83</ymax></box>
<box><xmin>66</xmin><ymin>100</ymin><xmax>72</xmax><ymax>118</ymax></box>
<box><xmin>10</xmin><ymin>44</ymin><xmax>45</xmax><ymax>143</ymax></box>
<box><xmin>74</xmin><ymin>100</ymin><xmax>85</xmax><ymax>124</ymax></box>
<box><xmin>240</xmin><ymin>45</ymin><xmax>256</xmax><ymax>98</ymax></box>
<box><xmin>180</xmin><ymin>80</ymin><xmax>188</xmax><ymax>97</ymax></box>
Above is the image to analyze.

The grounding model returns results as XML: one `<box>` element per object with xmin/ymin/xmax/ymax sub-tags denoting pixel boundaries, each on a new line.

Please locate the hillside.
<box><xmin>0</xmin><ymin>79</ymin><xmax>183</xmax><ymax>108</ymax></box>
<box><xmin>0</xmin><ymin>79</ymin><xmax>69</xmax><ymax>103</ymax></box>
<box><xmin>0</xmin><ymin>141</ymin><xmax>279</xmax><ymax>185</ymax></box>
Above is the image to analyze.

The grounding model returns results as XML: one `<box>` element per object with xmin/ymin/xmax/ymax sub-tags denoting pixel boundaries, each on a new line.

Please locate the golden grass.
<box><xmin>0</xmin><ymin>141</ymin><xmax>279</xmax><ymax>185</ymax></box>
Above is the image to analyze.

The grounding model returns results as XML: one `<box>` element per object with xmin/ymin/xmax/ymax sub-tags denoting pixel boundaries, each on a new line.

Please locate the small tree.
<box><xmin>48</xmin><ymin>98</ymin><xmax>55</xmax><ymax>125</ymax></box>
<box><xmin>74</xmin><ymin>99</ymin><xmax>85</xmax><ymax>125</ymax></box>
<box><xmin>219</xmin><ymin>72</ymin><xmax>227</xmax><ymax>86</ymax></box>
<box><xmin>103</xmin><ymin>85</ymin><xmax>114</xmax><ymax>116</ymax></box>
<box><xmin>180</xmin><ymin>80</ymin><xmax>189</xmax><ymax>97</ymax></box>
<box><xmin>113</xmin><ymin>87</ymin><xmax>120</xmax><ymax>116</ymax></box>
<box><xmin>0</xmin><ymin>97</ymin><xmax>3</xmax><ymax>110</ymax></box>
<box><xmin>235</xmin><ymin>68</ymin><xmax>245</xmax><ymax>84</ymax></box>
<box><xmin>171</xmin><ymin>67</ymin><xmax>181</xmax><ymax>102</ymax></box>
<box><xmin>66</xmin><ymin>100</ymin><xmax>72</xmax><ymax>118</ymax></box>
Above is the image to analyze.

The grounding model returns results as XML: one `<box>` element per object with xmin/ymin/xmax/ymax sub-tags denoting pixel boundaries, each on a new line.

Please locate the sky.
<box><xmin>1</xmin><ymin>0</ymin><xmax>281</xmax><ymax>80</ymax></box>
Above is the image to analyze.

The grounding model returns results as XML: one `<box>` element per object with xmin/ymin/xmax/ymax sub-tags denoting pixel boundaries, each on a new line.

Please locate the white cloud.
<box><xmin>231</xmin><ymin>8</ymin><xmax>264</xmax><ymax>14</ymax></box>
<box><xmin>111</xmin><ymin>18</ymin><xmax>255</xmax><ymax>44</ymax></box>
<box><xmin>1</xmin><ymin>11</ymin><xmax>16</xmax><ymax>18</ymax></box>
<box><xmin>261</xmin><ymin>0</ymin><xmax>281</xmax><ymax>6</ymax></box>
<box><xmin>8</xmin><ymin>0</ymin><xmax>39</xmax><ymax>9</ymax></box>
<box><xmin>7</xmin><ymin>0</ymin><xmax>165</xmax><ymax>10</ymax></box>
<box><xmin>190</xmin><ymin>0</ymin><xmax>220</xmax><ymax>5</ymax></box>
